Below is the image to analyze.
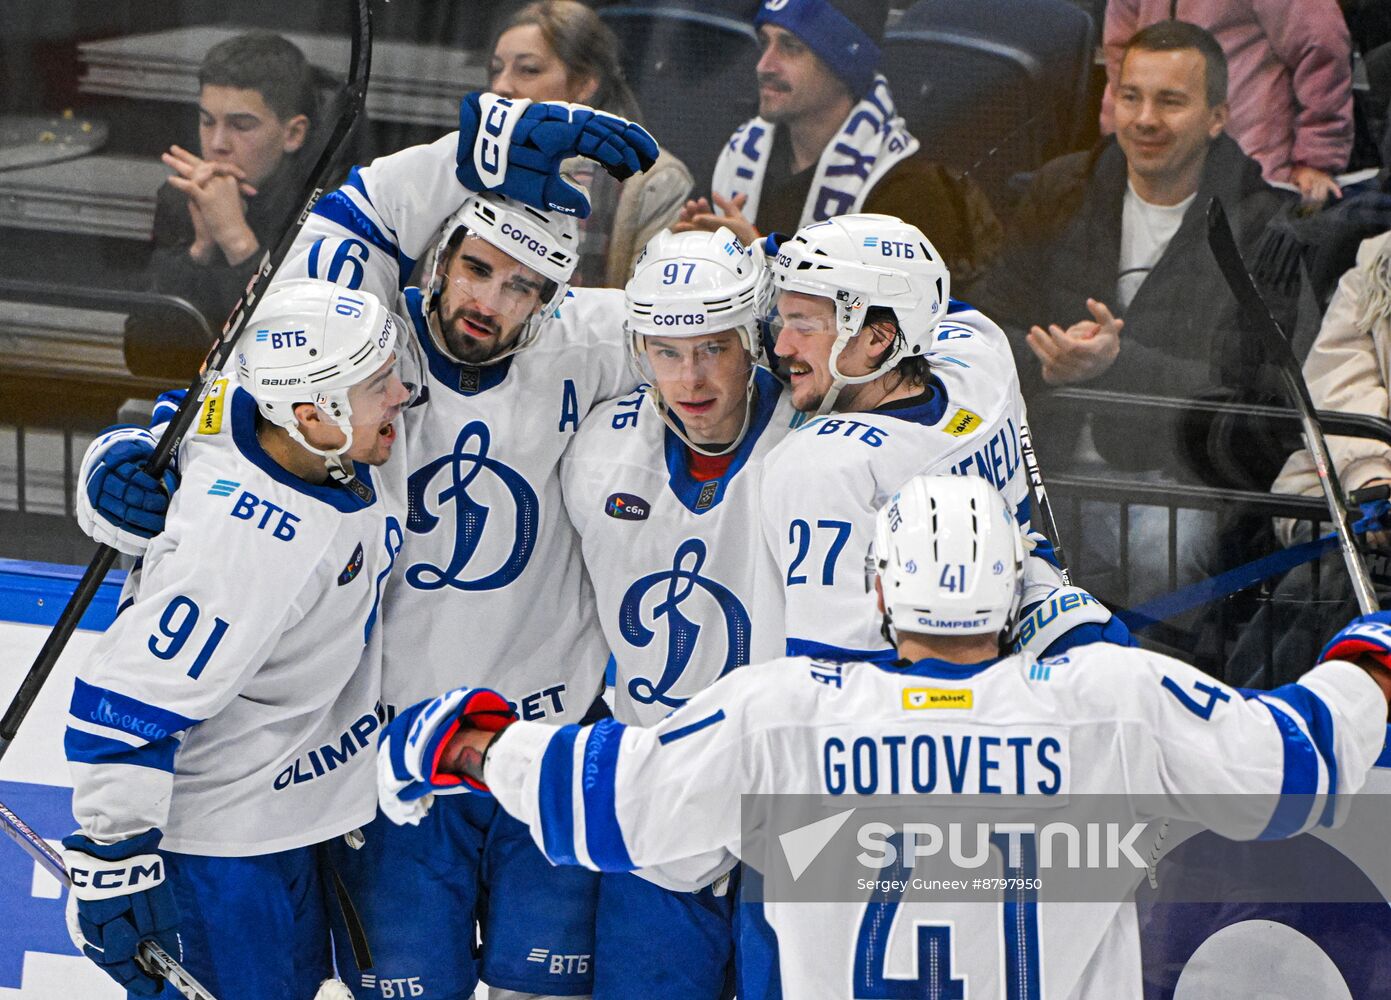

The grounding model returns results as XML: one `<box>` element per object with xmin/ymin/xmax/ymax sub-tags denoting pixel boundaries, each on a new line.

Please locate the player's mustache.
<box><xmin>757</xmin><ymin>75</ymin><xmax>791</xmax><ymax>92</ymax></box>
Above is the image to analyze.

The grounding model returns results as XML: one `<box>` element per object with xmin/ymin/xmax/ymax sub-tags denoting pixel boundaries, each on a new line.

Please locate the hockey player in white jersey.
<box><xmin>272</xmin><ymin>104</ymin><xmax>655</xmax><ymax>999</ymax></box>
<box><xmin>78</xmin><ymin>97</ymin><xmax>660</xmax><ymax>999</ymax></box>
<box><xmin>376</xmin><ymin>473</ymin><xmax>1391</xmax><ymax>999</ymax></box>
<box><xmin>63</xmin><ymin>280</ymin><xmax>412</xmax><ymax>998</ymax></box>
<box><xmin>560</xmin><ymin>226</ymin><xmax>797</xmax><ymax>998</ymax></box>
<box><xmin>758</xmin><ymin>213</ymin><xmax>1128</xmax><ymax>663</ymax></box>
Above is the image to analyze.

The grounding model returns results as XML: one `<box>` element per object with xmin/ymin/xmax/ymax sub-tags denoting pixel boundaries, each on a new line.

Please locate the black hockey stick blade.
<box><xmin>0</xmin><ymin>0</ymin><xmax>374</xmax><ymax>759</ymax></box>
<box><xmin>1206</xmin><ymin>197</ymin><xmax>1378</xmax><ymax>614</ymax></box>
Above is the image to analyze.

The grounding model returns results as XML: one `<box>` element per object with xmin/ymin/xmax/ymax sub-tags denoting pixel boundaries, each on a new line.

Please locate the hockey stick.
<box><xmin>1206</xmin><ymin>198</ymin><xmax>1379</xmax><ymax>614</ymax></box>
<box><xmin>0</xmin><ymin>0</ymin><xmax>373</xmax><ymax>762</ymax></box>
<box><xmin>1019</xmin><ymin>417</ymin><xmax>1072</xmax><ymax>584</ymax></box>
<box><xmin>0</xmin><ymin>802</ymin><xmax>219</xmax><ymax>1000</ymax></box>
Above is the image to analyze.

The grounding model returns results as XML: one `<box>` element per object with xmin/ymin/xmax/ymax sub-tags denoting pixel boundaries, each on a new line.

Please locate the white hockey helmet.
<box><xmin>424</xmin><ymin>191</ymin><xmax>580</xmax><ymax>364</ymax></box>
<box><xmin>624</xmin><ymin>226</ymin><xmax>772</xmax><ymax>455</ymax></box>
<box><xmin>769</xmin><ymin>213</ymin><xmax>949</xmax><ymax>413</ymax></box>
<box><xmin>236</xmin><ymin>278</ymin><xmax>402</xmax><ymax>482</ymax></box>
<box><xmin>871</xmin><ymin>474</ymin><xmax>1025</xmax><ymax>641</ymax></box>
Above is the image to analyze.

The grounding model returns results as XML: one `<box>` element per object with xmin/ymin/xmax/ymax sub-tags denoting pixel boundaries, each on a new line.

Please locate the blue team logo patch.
<box><xmin>337</xmin><ymin>542</ymin><xmax>365</xmax><ymax>586</ymax></box>
<box><xmin>605</xmin><ymin>493</ymin><xmax>651</xmax><ymax>521</ymax></box>
<box><xmin>207</xmin><ymin>479</ymin><xmax>240</xmax><ymax>497</ymax></box>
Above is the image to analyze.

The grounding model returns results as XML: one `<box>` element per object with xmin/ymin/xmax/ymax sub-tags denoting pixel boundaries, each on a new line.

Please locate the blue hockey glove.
<box><xmin>1319</xmin><ymin>611</ymin><xmax>1391</xmax><ymax>672</ymax></box>
<box><xmin>456</xmin><ymin>92</ymin><xmax>660</xmax><ymax>218</ymax></box>
<box><xmin>377</xmin><ymin>686</ymin><xmax>517</xmax><ymax>826</ymax></box>
<box><xmin>76</xmin><ymin>427</ymin><xmax>178</xmax><ymax>556</ymax></box>
<box><xmin>61</xmin><ymin>829</ymin><xmax>181</xmax><ymax>997</ymax></box>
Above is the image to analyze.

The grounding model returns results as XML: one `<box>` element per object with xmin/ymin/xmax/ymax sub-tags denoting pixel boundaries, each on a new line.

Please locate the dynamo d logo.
<box><xmin>605</xmin><ymin>493</ymin><xmax>651</xmax><ymax>521</ymax></box>
<box><xmin>620</xmin><ymin>538</ymin><xmax>751</xmax><ymax>709</ymax></box>
<box><xmin>404</xmin><ymin>421</ymin><xmax>540</xmax><ymax>591</ymax></box>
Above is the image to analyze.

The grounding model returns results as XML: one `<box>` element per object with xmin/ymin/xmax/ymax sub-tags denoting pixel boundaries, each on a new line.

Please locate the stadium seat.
<box><xmin>597</xmin><ymin>5</ymin><xmax>761</xmax><ymax>189</ymax></box>
<box><xmin>884</xmin><ymin>0</ymin><xmax>1095</xmax><ymax>204</ymax></box>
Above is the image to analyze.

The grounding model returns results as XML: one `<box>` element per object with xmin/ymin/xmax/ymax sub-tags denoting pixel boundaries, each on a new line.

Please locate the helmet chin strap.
<box><xmin>284</xmin><ymin>413</ymin><xmax>357</xmax><ymax>485</ymax></box>
<box><xmin>652</xmin><ymin>374</ymin><xmax>757</xmax><ymax>458</ymax></box>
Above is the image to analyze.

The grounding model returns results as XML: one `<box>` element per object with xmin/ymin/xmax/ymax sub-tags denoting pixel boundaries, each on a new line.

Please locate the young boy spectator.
<box><xmin>148</xmin><ymin>31</ymin><xmax>318</xmax><ymax>326</ymax></box>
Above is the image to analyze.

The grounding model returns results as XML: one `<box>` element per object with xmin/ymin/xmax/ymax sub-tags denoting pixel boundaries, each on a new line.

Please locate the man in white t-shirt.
<box><xmin>974</xmin><ymin>20</ymin><xmax>1304</xmax><ymax>604</ymax></box>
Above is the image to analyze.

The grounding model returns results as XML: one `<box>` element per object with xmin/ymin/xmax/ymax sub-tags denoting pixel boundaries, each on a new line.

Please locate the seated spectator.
<box><xmin>975</xmin><ymin>20</ymin><xmax>1301</xmax><ymax>606</ymax></box>
<box><xmin>1100</xmin><ymin>0</ymin><xmax>1354</xmax><ymax>207</ymax></box>
<box><xmin>490</xmin><ymin>0</ymin><xmax>692</xmax><ymax>286</ymax></box>
<box><xmin>674</xmin><ymin>0</ymin><xmax>1001</xmax><ymax>291</ymax></box>
<box><xmin>149</xmin><ymin>31</ymin><xmax>317</xmax><ymax>326</ymax></box>
<box><xmin>1235</xmin><ymin>228</ymin><xmax>1391</xmax><ymax>685</ymax></box>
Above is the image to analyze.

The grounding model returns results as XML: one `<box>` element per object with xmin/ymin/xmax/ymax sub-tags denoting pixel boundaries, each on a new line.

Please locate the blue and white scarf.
<box><xmin>711</xmin><ymin>75</ymin><xmax>918</xmax><ymax>231</ymax></box>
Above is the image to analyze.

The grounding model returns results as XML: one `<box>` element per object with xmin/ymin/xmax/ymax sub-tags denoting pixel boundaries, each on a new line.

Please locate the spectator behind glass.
<box><xmin>149</xmin><ymin>31</ymin><xmax>317</xmax><ymax>326</ymax></box>
<box><xmin>1230</xmin><ymin>230</ymin><xmax>1391</xmax><ymax>686</ymax></box>
<box><xmin>1100</xmin><ymin>0</ymin><xmax>1354</xmax><ymax>207</ymax></box>
<box><xmin>974</xmin><ymin>21</ymin><xmax>1302</xmax><ymax>605</ymax></box>
<box><xmin>490</xmin><ymin>0</ymin><xmax>693</xmax><ymax>286</ymax></box>
<box><xmin>674</xmin><ymin>0</ymin><xmax>1002</xmax><ymax>292</ymax></box>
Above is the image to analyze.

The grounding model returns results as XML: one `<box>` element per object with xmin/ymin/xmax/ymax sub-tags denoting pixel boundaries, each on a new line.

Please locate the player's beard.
<box><xmin>440</xmin><ymin>306</ymin><xmax>524</xmax><ymax>365</ymax></box>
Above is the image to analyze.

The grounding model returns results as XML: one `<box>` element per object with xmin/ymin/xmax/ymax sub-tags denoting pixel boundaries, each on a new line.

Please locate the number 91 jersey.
<box><xmin>561</xmin><ymin>369</ymin><xmax>799</xmax><ymax>726</ymax></box>
<box><xmin>380</xmin><ymin>285</ymin><xmax>634</xmax><ymax>721</ymax></box>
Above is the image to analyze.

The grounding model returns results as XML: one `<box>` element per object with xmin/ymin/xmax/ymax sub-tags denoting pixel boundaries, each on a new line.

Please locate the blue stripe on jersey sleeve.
<box><xmin>1262</xmin><ymin>685</ymin><xmax>1339</xmax><ymax>827</ymax></box>
<box><xmin>64</xmin><ymin>727</ymin><xmax>179</xmax><ymax>772</ymax></box>
<box><xmin>786</xmin><ymin>637</ymin><xmax>897</xmax><ymax>664</ymax></box>
<box><xmin>311</xmin><ymin>189</ymin><xmax>400</xmax><ymax>260</ymax></box>
<box><xmin>1255</xmin><ymin>698</ymin><xmax>1320</xmax><ymax>840</ymax></box>
<box><xmin>581</xmin><ymin>720</ymin><xmax>635</xmax><ymax>871</ymax></box>
<box><xmin>69</xmin><ymin>678</ymin><xmax>200</xmax><ymax>743</ymax></box>
<box><xmin>658</xmin><ymin>709</ymin><xmax>726</xmax><ymax>746</ymax></box>
<box><xmin>538</xmin><ymin>724</ymin><xmax>581</xmax><ymax>865</ymax></box>
<box><xmin>344</xmin><ymin>167</ymin><xmax>379</xmax><ymax>211</ymax></box>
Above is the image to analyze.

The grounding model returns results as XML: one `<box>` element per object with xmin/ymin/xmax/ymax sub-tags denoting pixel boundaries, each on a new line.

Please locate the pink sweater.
<box><xmin>1100</xmin><ymin>0</ymin><xmax>1354</xmax><ymax>182</ymax></box>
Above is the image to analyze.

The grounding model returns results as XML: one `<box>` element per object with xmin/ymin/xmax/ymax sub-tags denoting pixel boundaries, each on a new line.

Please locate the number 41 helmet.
<box><xmin>870</xmin><ymin>474</ymin><xmax>1025</xmax><ymax>640</ymax></box>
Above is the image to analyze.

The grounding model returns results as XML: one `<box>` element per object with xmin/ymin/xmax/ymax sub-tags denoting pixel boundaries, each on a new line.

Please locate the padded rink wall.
<box><xmin>0</xmin><ymin>559</ymin><xmax>1389</xmax><ymax>998</ymax></box>
<box><xmin>0</xmin><ymin>561</ymin><xmax>125</xmax><ymax>998</ymax></box>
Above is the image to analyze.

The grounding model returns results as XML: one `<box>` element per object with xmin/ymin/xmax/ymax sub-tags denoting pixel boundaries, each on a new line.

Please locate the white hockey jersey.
<box><xmin>561</xmin><ymin>368</ymin><xmax>799</xmax><ymax>726</ymax></box>
<box><xmin>66</xmin><ymin>383</ymin><xmax>403</xmax><ymax>856</ymax></box>
<box><xmin>272</xmin><ymin>130</ymin><xmax>634</xmax><ymax>720</ymax></box>
<box><xmin>380</xmin><ymin>285</ymin><xmax>631</xmax><ymax>719</ymax></box>
<box><xmin>485</xmin><ymin>647</ymin><xmax>1388</xmax><ymax>999</ymax></box>
<box><xmin>760</xmin><ymin>302</ymin><xmax>1078</xmax><ymax>662</ymax></box>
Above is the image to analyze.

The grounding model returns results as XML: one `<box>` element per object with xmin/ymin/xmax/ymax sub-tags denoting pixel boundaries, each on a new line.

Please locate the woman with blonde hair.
<box><xmin>491</xmin><ymin>0</ymin><xmax>693</xmax><ymax>286</ymax></box>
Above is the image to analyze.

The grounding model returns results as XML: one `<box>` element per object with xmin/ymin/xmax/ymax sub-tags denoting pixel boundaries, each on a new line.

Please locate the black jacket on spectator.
<box><xmin>147</xmin><ymin>156</ymin><xmax>304</xmax><ymax>327</ymax></box>
<box><xmin>976</xmin><ymin>133</ymin><xmax>1299</xmax><ymax>474</ymax></box>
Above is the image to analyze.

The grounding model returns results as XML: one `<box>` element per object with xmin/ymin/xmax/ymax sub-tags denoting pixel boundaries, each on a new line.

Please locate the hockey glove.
<box><xmin>61</xmin><ymin>829</ymin><xmax>181</xmax><ymax>997</ymax></box>
<box><xmin>377</xmin><ymin>686</ymin><xmax>517</xmax><ymax>825</ymax></box>
<box><xmin>456</xmin><ymin>92</ymin><xmax>660</xmax><ymax>218</ymax></box>
<box><xmin>1319</xmin><ymin>611</ymin><xmax>1391</xmax><ymax>673</ymax></box>
<box><xmin>76</xmin><ymin>427</ymin><xmax>178</xmax><ymax>556</ymax></box>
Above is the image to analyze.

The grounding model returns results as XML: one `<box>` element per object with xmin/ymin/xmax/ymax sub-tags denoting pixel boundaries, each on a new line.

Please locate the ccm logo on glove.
<box><xmin>68</xmin><ymin>854</ymin><xmax>165</xmax><ymax>897</ymax></box>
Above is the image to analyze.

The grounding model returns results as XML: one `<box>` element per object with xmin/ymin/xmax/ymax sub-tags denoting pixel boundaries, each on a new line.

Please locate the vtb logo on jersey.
<box><xmin>404</xmin><ymin>421</ymin><xmax>539</xmax><ymax>591</ymax></box>
<box><xmin>605</xmin><ymin>493</ymin><xmax>651</xmax><ymax>521</ymax></box>
<box><xmin>620</xmin><ymin>538</ymin><xmax>751</xmax><ymax>709</ymax></box>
